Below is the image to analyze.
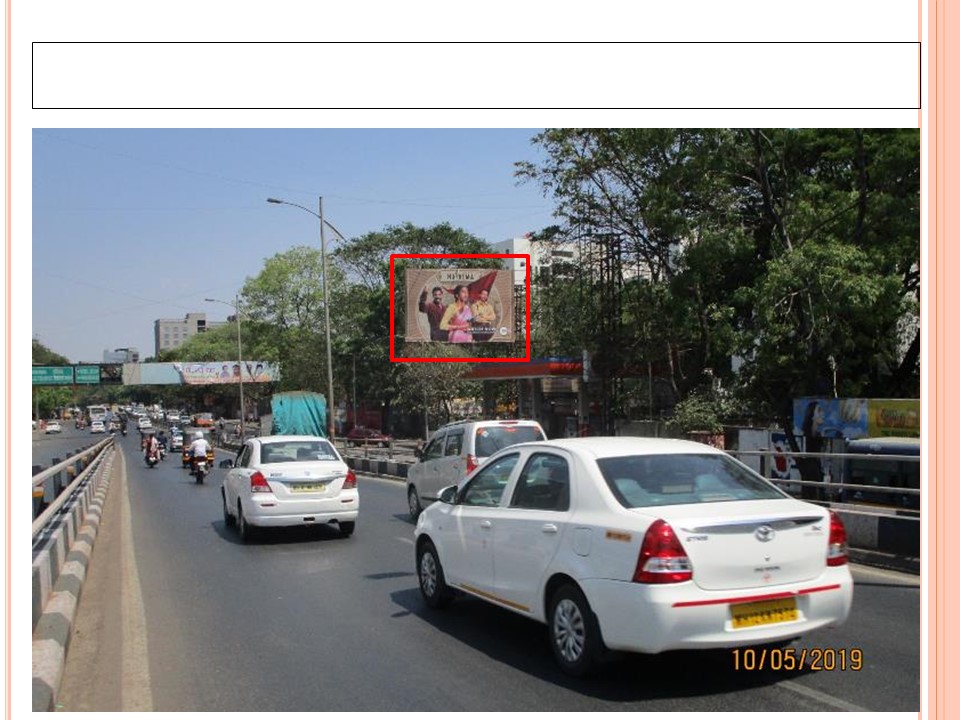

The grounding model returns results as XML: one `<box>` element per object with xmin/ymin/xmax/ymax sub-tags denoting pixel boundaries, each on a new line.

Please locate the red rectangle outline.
<box><xmin>389</xmin><ymin>254</ymin><xmax>531</xmax><ymax>363</ymax></box>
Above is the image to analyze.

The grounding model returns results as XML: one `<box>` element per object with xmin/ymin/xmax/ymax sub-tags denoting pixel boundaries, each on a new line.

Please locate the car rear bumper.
<box><xmin>245</xmin><ymin>495</ymin><xmax>359</xmax><ymax>527</ymax></box>
<box><xmin>581</xmin><ymin>567</ymin><xmax>853</xmax><ymax>654</ymax></box>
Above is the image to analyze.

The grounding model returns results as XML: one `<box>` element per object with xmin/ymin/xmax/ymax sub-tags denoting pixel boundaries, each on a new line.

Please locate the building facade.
<box><xmin>154</xmin><ymin>313</ymin><xmax>224</xmax><ymax>357</ymax></box>
<box><xmin>102</xmin><ymin>347</ymin><xmax>140</xmax><ymax>363</ymax></box>
<box><xmin>491</xmin><ymin>234</ymin><xmax>579</xmax><ymax>287</ymax></box>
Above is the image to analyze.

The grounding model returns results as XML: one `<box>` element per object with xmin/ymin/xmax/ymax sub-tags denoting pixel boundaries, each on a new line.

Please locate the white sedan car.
<box><xmin>89</xmin><ymin>420</ymin><xmax>106</xmax><ymax>434</ymax></box>
<box><xmin>221</xmin><ymin>435</ymin><xmax>358</xmax><ymax>542</ymax></box>
<box><xmin>414</xmin><ymin>437</ymin><xmax>853</xmax><ymax>676</ymax></box>
<box><xmin>45</xmin><ymin>421</ymin><xmax>62</xmax><ymax>434</ymax></box>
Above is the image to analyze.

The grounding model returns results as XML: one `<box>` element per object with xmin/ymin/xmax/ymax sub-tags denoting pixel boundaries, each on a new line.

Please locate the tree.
<box><xmin>332</xmin><ymin>223</ymin><xmax>501</xmax><ymax>432</ymax></box>
<box><xmin>33</xmin><ymin>338</ymin><xmax>70</xmax><ymax>365</ymax></box>
<box><xmin>518</xmin><ymin>128</ymin><xmax>921</xmax><ymax>441</ymax></box>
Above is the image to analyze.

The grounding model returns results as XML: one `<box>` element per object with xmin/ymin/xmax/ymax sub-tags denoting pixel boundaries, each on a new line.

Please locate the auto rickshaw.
<box><xmin>182</xmin><ymin>431</ymin><xmax>215</xmax><ymax>471</ymax></box>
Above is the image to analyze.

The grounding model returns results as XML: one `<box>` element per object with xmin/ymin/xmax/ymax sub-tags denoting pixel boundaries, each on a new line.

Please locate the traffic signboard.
<box><xmin>75</xmin><ymin>366</ymin><xmax>101</xmax><ymax>384</ymax></box>
<box><xmin>32</xmin><ymin>366</ymin><xmax>74</xmax><ymax>385</ymax></box>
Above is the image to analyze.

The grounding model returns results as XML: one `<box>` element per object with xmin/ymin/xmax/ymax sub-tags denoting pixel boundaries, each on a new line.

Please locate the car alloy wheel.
<box><xmin>408</xmin><ymin>486</ymin><xmax>422</xmax><ymax>521</ymax></box>
<box><xmin>549</xmin><ymin>584</ymin><xmax>601</xmax><ymax>676</ymax></box>
<box><xmin>417</xmin><ymin>540</ymin><xmax>452</xmax><ymax>608</ymax></box>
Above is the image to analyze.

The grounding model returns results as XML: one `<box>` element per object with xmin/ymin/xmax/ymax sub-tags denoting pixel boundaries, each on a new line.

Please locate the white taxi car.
<box><xmin>414</xmin><ymin>437</ymin><xmax>853</xmax><ymax>676</ymax></box>
<box><xmin>221</xmin><ymin>435</ymin><xmax>358</xmax><ymax>542</ymax></box>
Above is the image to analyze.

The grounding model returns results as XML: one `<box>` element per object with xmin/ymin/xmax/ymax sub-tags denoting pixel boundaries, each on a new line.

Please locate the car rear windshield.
<box><xmin>261</xmin><ymin>440</ymin><xmax>339</xmax><ymax>464</ymax></box>
<box><xmin>474</xmin><ymin>425</ymin><xmax>546</xmax><ymax>457</ymax></box>
<box><xmin>597</xmin><ymin>453</ymin><xmax>787</xmax><ymax>508</ymax></box>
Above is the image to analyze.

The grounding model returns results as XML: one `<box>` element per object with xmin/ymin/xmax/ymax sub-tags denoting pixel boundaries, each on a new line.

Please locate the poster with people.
<box><xmin>172</xmin><ymin>361</ymin><xmax>279</xmax><ymax>384</ymax></box>
<box><xmin>792</xmin><ymin>398</ymin><xmax>869</xmax><ymax>440</ymax></box>
<box><xmin>404</xmin><ymin>268</ymin><xmax>514</xmax><ymax>343</ymax></box>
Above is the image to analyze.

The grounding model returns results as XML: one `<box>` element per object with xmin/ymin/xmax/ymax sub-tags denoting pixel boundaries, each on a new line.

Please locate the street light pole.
<box><xmin>205</xmin><ymin>296</ymin><xmax>245</xmax><ymax>438</ymax></box>
<box><xmin>267</xmin><ymin>196</ymin><xmax>343</xmax><ymax>440</ymax></box>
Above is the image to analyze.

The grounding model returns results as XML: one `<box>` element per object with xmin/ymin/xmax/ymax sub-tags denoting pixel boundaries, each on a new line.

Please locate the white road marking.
<box><xmin>396</xmin><ymin>537</ymin><xmax>415</xmax><ymax>545</ymax></box>
<box><xmin>119</xmin><ymin>452</ymin><xmax>154</xmax><ymax>711</ymax></box>
<box><xmin>779</xmin><ymin>679</ymin><xmax>871</xmax><ymax>712</ymax></box>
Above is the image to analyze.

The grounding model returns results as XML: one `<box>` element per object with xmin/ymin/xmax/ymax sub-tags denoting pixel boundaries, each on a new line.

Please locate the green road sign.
<box><xmin>75</xmin><ymin>366</ymin><xmax>101</xmax><ymax>384</ymax></box>
<box><xmin>32</xmin><ymin>366</ymin><xmax>74</xmax><ymax>385</ymax></box>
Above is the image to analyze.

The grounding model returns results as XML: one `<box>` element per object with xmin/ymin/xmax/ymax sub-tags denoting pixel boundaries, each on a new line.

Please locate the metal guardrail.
<box><xmin>728</xmin><ymin>448</ymin><xmax>921</xmax><ymax>512</ymax></box>
<box><xmin>32</xmin><ymin>437</ymin><xmax>114</xmax><ymax>530</ymax></box>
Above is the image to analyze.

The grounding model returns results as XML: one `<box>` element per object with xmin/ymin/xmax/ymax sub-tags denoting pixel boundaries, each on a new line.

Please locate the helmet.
<box><xmin>195</xmin><ymin>431</ymin><xmax>203</xmax><ymax>440</ymax></box>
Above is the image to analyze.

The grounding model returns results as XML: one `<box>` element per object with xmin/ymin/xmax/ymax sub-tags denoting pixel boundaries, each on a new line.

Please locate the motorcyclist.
<box><xmin>189</xmin><ymin>431</ymin><xmax>211</xmax><ymax>468</ymax></box>
<box><xmin>144</xmin><ymin>433</ymin><xmax>159</xmax><ymax>463</ymax></box>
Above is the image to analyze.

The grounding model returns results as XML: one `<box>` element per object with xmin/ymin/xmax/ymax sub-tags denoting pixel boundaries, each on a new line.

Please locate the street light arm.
<box><xmin>266</xmin><ymin>197</ymin><xmax>347</xmax><ymax>240</ymax></box>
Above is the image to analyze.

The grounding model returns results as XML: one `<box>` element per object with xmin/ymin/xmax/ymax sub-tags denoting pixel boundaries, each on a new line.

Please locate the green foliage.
<box><xmin>520</xmin><ymin>128</ymin><xmax>920</xmax><ymax>427</ymax></box>
<box><xmin>665</xmin><ymin>389</ymin><xmax>726</xmax><ymax>434</ymax></box>
<box><xmin>33</xmin><ymin>339</ymin><xmax>70</xmax><ymax>365</ymax></box>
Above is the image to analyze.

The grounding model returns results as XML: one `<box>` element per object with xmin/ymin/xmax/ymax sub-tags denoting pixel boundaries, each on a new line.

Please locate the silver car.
<box><xmin>406</xmin><ymin>419</ymin><xmax>546</xmax><ymax>520</ymax></box>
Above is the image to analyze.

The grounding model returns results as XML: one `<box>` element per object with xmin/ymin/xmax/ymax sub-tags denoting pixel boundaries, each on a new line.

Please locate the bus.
<box><xmin>87</xmin><ymin>404</ymin><xmax>109</xmax><ymax>423</ymax></box>
<box><xmin>843</xmin><ymin>436</ymin><xmax>920</xmax><ymax>510</ymax></box>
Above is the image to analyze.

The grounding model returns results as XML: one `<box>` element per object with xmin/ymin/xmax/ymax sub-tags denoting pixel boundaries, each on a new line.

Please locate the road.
<box><xmin>53</xmin><ymin>430</ymin><xmax>920</xmax><ymax>712</ymax></box>
<box><xmin>32</xmin><ymin>424</ymin><xmax>106</xmax><ymax>470</ymax></box>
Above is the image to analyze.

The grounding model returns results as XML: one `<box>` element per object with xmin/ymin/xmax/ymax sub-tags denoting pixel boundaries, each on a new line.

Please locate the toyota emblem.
<box><xmin>755</xmin><ymin>525</ymin><xmax>775</xmax><ymax>542</ymax></box>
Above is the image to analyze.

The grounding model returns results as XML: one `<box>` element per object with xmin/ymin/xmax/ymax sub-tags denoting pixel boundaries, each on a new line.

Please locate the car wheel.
<box><xmin>549</xmin><ymin>584</ymin><xmax>602</xmax><ymax>677</ymax></box>
<box><xmin>237</xmin><ymin>502</ymin><xmax>255</xmax><ymax>542</ymax></box>
<box><xmin>407</xmin><ymin>486</ymin><xmax>422</xmax><ymax>522</ymax></box>
<box><xmin>339</xmin><ymin>521</ymin><xmax>355</xmax><ymax>537</ymax></box>
<box><xmin>222</xmin><ymin>490</ymin><xmax>235</xmax><ymax>527</ymax></box>
<box><xmin>417</xmin><ymin>540</ymin><xmax>453</xmax><ymax>609</ymax></box>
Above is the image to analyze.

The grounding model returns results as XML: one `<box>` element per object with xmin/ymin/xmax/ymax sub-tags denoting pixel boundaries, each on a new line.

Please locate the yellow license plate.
<box><xmin>290</xmin><ymin>483</ymin><xmax>326</xmax><ymax>493</ymax></box>
<box><xmin>730</xmin><ymin>597</ymin><xmax>798</xmax><ymax>629</ymax></box>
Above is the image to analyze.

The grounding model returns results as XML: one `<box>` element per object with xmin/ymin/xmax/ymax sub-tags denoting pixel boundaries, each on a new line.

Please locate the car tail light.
<box><xmin>827</xmin><ymin>511</ymin><xmax>849</xmax><ymax>566</ymax></box>
<box><xmin>466</xmin><ymin>454</ymin><xmax>479</xmax><ymax>475</ymax></box>
<box><xmin>343</xmin><ymin>469</ymin><xmax>357</xmax><ymax>490</ymax></box>
<box><xmin>634</xmin><ymin>519</ymin><xmax>693</xmax><ymax>584</ymax></box>
<box><xmin>250</xmin><ymin>471</ymin><xmax>272</xmax><ymax>494</ymax></box>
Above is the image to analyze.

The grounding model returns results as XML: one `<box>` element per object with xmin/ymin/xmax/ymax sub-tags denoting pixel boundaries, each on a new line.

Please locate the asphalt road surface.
<box><xmin>55</xmin><ymin>431</ymin><xmax>921</xmax><ymax>712</ymax></box>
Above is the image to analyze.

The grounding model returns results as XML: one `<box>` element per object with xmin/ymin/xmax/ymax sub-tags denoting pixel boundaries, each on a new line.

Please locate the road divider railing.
<box><xmin>32</xmin><ymin>437</ymin><xmax>116</xmax><ymax>711</ymax></box>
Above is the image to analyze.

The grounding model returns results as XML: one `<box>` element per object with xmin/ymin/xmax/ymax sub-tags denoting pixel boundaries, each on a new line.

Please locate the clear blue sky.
<box><xmin>32</xmin><ymin>129</ymin><xmax>556</xmax><ymax>363</ymax></box>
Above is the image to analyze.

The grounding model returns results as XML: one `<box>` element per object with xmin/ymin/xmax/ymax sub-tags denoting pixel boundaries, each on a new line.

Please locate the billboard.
<box><xmin>173</xmin><ymin>361</ymin><xmax>279</xmax><ymax>385</ymax></box>
<box><xmin>792</xmin><ymin>397</ymin><xmax>920</xmax><ymax>440</ymax></box>
<box><xmin>122</xmin><ymin>362</ymin><xmax>280</xmax><ymax>385</ymax></box>
<box><xmin>404</xmin><ymin>268</ymin><xmax>515</xmax><ymax>344</ymax></box>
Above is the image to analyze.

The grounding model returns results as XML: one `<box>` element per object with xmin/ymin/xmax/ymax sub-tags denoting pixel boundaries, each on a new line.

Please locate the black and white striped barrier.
<box><xmin>345</xmin><ymin>456</ymin><xmax>409</xmax><ymax>479</ymax></box>
<box><xmin>32</xmin><ymin>446</ymin><xmax>115</xmax><ymax>711</ymax></box>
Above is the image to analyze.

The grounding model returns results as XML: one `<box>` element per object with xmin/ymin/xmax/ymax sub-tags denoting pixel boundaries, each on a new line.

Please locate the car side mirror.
<box><xmin>439</xmin><ymin>485</ymin><xmax>458</xmax><ymax>504</ymax></box>
<box><xmin>414</xmin><ymin>448</ymin><xmax>424</xmax><ymax>460</ymax></box>
<box><xmin>219</xmin><ymin>459</ymin><xmax>234</xmax><ymax>469</ymax></box>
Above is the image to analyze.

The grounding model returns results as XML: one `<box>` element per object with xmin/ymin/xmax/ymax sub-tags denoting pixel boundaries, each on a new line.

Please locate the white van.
<box><xmin>406</xmin><ymin>419</ymin><xmax>546</xmax><ymax>520</ymax></box>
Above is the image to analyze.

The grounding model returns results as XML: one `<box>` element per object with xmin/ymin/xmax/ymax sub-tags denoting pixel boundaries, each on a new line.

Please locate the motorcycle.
<box><xmin>145</xmin><ymin>448</ymin><xmax>160</xmax><ymax>468</ymax></box>
<box><xmin>193</xmin><ymin>455</ymin><xmax>208</xmax><ymax>484</ymax></box>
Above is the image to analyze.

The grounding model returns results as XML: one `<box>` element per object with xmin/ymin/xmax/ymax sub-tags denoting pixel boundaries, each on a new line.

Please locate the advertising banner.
<box><xmin>173</xmin><ymin>361</ymin><xmax>279</xmax><ymax>385</ymax></box>
<box><xmin>793</xmin><ymin>398</ymin><xmax>920</xmax><ymax>440</ymax></box>
<box><xmin>404</xmin><ymin>268</ymin><xmax>514</xmax><ymax>343</ymax></box>
<box><xmin>867</xmin><ymin>399</ymin><xmax>920</xmax><ymax>437</ymax></box>
<box><xmin>793</xmin><ymin>398</ymin><xmax>869</xmax><ymax>440</ymax></box>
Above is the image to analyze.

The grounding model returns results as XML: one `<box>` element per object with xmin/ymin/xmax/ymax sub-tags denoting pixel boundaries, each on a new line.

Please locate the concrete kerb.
<box><xmin>32</xmin><ymin>448</ymin><xmax>118</xmax><ymax>712</ymax></box>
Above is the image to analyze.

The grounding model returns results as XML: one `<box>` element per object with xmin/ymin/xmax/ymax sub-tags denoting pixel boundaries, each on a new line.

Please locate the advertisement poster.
<box><xmin>404</xmin><ymin>268</ymin><xmax>514</xmax><ymax>344</ymax></box>
<box><xmin>867</xmin><ymin>399</ymin><xmax>921</xmax><ymax>437</ymax></box>
<box><xmin>173</xmin><ymin>361</ymin><xmax>279</xmax><ymax>385</ymax></box>
<box><xmin>793</xmin><ymin>398</ymin><xmax>869</xmax><ymax>440</ymax></box>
